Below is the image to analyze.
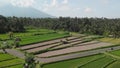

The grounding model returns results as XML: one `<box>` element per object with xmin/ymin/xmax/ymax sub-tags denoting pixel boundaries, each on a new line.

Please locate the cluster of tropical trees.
<box><xmin>21</xmin><ymin>17</ymin><xmax>120</xmax><ymax>38</ymax></box>
<box><xmin>0</xmin><ymin>15</ymin><xmax>25</xmax><ymax>33</ymax></box>
<box><xmin>0</xmin><ymin>15</ymin><xmax>120</xmax><ymax>38</ymax></box>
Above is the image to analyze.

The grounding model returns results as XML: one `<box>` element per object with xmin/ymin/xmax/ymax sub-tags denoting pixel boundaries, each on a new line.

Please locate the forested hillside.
<box><xmin>0</xmin><ymin>15</ymin><xmax>120</xmax><ymax>38</ymax></box>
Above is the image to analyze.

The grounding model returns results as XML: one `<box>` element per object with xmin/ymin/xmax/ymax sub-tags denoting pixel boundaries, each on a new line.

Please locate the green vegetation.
<box><xmin>0</xmin><ymin>53</ymin><xmax>16</xmax><ymax>61</ymax></box>
<box><xmin>42</xmin><ymin>49</ymin><xmax>120</xmax><ymax>68</ymax></box>
<box><xmin>20</xmin><ymin>33</ymin><xmax>68</xmax><ymax>45</ymax></box>
<box><xmin>0</xmin><ymin>53</ymin><xmax>24</xmax><ymax>68</ymax></box>
<box><xmin>99</xmin><ymin>38</ymin><xmax>120</xmax><ymax>44</ymax></box>
<box><xmin>42</xmin><ymin>54</ymin><xmax>104</xmax><ymax>68</ymax></box>
<box><xmin>42</xmin><ymin>55</ymin><xmax>115</xmax><ymax>68</ymax></box>
<box><xmin>105</xmin><ymin>50</ymin><xmax>120</xmax><ymax>68</ymax></box>
<box><xmin>0</xmin><ymin>59</ymin><xmax>23</xmax><ymax>67</ymax></box>
<box><xmin>110</xmin><ymin>50</ymin><xmax>120</xmax><ymax>57</ymax></box>
<box><xmin>107</xmin><ymin>61</ymin><xmax>120</xmax><ymax>68</ymax></box>
<box><xmin>7</xmin><ymin>64</ymin><xmax>23</xmax><ymax>68</ymax></box>
<box><xmin>0</xmin><ymin>15</ymin><xmax>25</xmax><ymax>33</ymax></box>
<box><xmin>80</xmin><ymin>56</ymin><xmax>114</xmax><ymax>68</ymax></box>
<box><xmin>24</xmin><ymin>53</ymin><xmax>36</xmax><ymax>68</ymax></box>
<box><xmin>0</xmin><ymin>29</ymin><xmax>57</xmax><ymax>40</ymax></box>
<box><xmin>1</xmin><ymin>49</ymin><xmax>119</xmax><ymax>68</ymax></box>
<box><xmin>0</xmin><ymin>29</ymin><xmax>69</xmax><ymax>46</ymax></box>
<box><xmin>0</xmin><ymin>14</ymin><xmax>120</xmax><ymax>68</ymax></box>
<box><xmin>1</xmin><ymin>15</ymin><xmax>120</xmax><ymax>38</ymax></box>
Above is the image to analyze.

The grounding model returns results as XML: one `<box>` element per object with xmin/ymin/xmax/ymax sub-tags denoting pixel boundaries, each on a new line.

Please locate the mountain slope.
<box><xmin>0</xmin><ymin>5</ymin><xmax>54</xmax><ymax>18</ymax></box>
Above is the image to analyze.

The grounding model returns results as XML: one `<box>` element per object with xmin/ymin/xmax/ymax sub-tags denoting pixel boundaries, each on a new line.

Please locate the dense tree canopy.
<box><xmin>0</xmin><ymin>15</ymin><xmax>25</xmax><ymax>33</ymax></box>
<box><xmin>0</xmin><ymin>15</ymin><xmax>120</xmax><ymax>38</ymax></box>
<box><xmin>20</xmin><ymin>17</ymin><xmax>120</xmax><ymax>38</ymax></box>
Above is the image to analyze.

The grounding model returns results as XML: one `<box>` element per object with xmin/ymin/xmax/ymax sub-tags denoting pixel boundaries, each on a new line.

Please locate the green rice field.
<box><xmin>0</xmin><ymin>53</ymin><xmax>24</xmax><ymax>68</ymax></box>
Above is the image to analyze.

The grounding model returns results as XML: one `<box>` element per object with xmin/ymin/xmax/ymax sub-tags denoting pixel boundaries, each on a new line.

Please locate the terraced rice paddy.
<box><xmin>26</xmin><ymin>43</ymin><xmax>61</xmax><ymax>53</ymax></box>
<box><xmin>25</xmin><ymin>36</ymin><xmax>85</xmax><ymax>53</ymax></box>
<box><xmin>51</xmin><ymin>40</ymin><xmax>99</xmax><ymax>50</ymax></box>
<box><xmin>19</xmin><ymin>34</ymin><xmax>113</xmax><ymax>61</ymax></box>
<box><xmin>0</xmin><ymin>53</ymin><xmax>24</xmax><ymax>68</ymax></box>
<box><xmin>1</xmin><ymin>29</ymin><xmax>119</xmax><ymax>68</ymax></box>
<box><xmin>20</xmin><ymin>35</ymin><xmax>108</xmax><ymax>55</ymax></box>
<box><xmin>99</xmin><ymin>38</ymin><xmax>120</xmax><ymax>44</ymax></box>
<box><xmin>0</xmin><ymin>29</ymin><xmax>69</xmax><ymax>46</ymax></box>
<box><xmin>106</xmin><ymin>61</ymin><xmax>120</xmax><ymax>68</ymax></box>
<box><xmin>19</xmin><ymin>35</ymin><xmax>86</xmax><ymax>54</ymax></box>
<box><xmin>79</xmin><ymin>56</ymin><xmax>115</xmax><ymax>68</ymax></box>
<box><xmin>41</xmin><ymin>49</ymin><xmax>120</xmax><ymax>68</ymax></box>
<box><xmin>110</xmin><ymin>49</ymin><xmax>120</xmax><ymax>56</ymax></box>
<box><xmin>0</xmin><ymin>29</ymin><xmax>54</xmax><ymax>40</ymax></box>
<box><xmin>42</xmin><ymin>54</ymin><xmax>104</xmax><ymax>68</ymax></box>
<box><xmin>20</xmin><ymin>33</ymin><xmax>69</xmax><ymax>45</ymax></box>
<box><xmin>50</xmin><ymin>38</ymin><xmax>85</xmax><ymax>50</ymax></box>
<box><xmin>19</xmin><ymin>36</ymin><xmax>76</xmax><ymax>50</ymax></box>
<box><xmin>106</xmin><ymin>50</ymin><xmax>120</xmax><ymax>68</ymax></box>
<box><xmin>36</xmin><ymin>42</ymin><xmax>111</xmax><ymax>58</ymax></box>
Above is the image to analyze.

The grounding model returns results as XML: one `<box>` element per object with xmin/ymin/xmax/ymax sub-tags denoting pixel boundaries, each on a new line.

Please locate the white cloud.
<box><xmin>41</xmin><ymin>0</ymin><xmax>81</xmax><ymax>17</ymax></box>
<box><xmin>43</xmin><ymin>0</ymin><xmax>58</xmax><ymax>11</ymax></box>
<box><xmin>10</xmin><ymin>0</ymin><xmax>35</xmax><ymax>7</ymax></box>
<box><xmin>62</xmin><ymin>0</ymin><xmax>68</xmax><ymax>4</ymax></box>
<box><xmin>43</xmin><ymin>0</ymin><xmax>69</xmax><ymax>12</ymax></box>
<box><xmin>84</xmin><ymin>8</ymin><xmax>92</xmax><ymax>13</ymax></box>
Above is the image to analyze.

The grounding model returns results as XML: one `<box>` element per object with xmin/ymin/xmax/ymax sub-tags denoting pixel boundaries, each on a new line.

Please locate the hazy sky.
<box><xmin>0</xmin><ymin>0</ymin><xmax>120</xmax><ymax>18</ymax></box>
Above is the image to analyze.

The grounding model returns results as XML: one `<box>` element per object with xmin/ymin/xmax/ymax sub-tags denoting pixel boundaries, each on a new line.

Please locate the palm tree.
<box><xmin>14</xmin><ymin>37</ymin><xmax>21</xmax><ymax>47</ymax></box>
<box><xmin>24</xmin><ymin>53</ymin><xmax>36</xmax><ymax>68</ymax></box>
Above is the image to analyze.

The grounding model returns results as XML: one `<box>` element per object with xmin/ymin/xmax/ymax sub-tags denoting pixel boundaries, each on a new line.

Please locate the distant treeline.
<box><xmin>0</xmin><ymin>15</ymin><xmax>120</xmax><ymax>38</ymax></box>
